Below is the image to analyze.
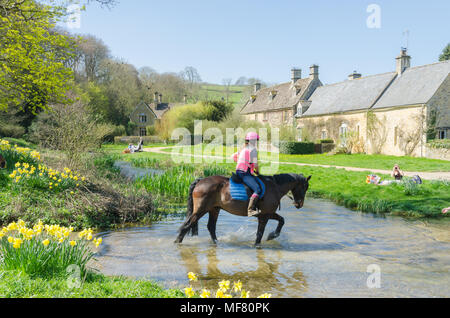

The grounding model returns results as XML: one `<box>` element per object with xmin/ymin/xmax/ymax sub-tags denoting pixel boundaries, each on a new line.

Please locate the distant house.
<box><xmin>296</xmin><ymin>49</ymin><xmax>450</xmax><ymax>157</ymax></box>
<box><xmin>240</xmin><ymin>66</ymin><xmax>322</xmax><ymax>127</ymax></box>
<box><xmin>130</xmin><ymin>92</ymin><xmax>184</xmax><ymax>136</ymax></box>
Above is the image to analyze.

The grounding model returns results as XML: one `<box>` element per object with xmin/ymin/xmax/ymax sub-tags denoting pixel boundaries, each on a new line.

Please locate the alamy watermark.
<box><xmin>366</xmin><ymin>264</ymin><xmax>381</xmax><ymax>289</ymax></box>
<box><xmin>66</xmin><ymin>4</ymin><xmax>82</xmax><ymax>29</ymax></box>
<box><xmin>366</xmin><ymin>4</ymin><xmax>381</xmax><ymax>29</ymax></box>
<box><xmin>169</xmin><ymin>121</ymin><xmax>281</xmax><ymax>174</ymax></box>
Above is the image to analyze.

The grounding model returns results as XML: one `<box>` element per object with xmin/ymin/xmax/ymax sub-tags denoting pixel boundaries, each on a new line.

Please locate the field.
<box><xmin>198</xmin><ymin>83</ymin><xmax>246</xmax><ymax>106</ymax></box>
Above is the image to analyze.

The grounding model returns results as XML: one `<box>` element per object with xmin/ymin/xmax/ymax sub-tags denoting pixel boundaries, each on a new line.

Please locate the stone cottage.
<box><xmin>296</xmin><ymin>49</ymin><xmax>450</xmax><ymax>157</ymax></box>
<box><xmin>130</xmin><ymin>92</ymin><xmax>183</xmax><ymax>136</ymax></box>
<box><xmin>240</xmin><ymin>66</ymin><xmax>322</xmax><ymax>126</ymax></box>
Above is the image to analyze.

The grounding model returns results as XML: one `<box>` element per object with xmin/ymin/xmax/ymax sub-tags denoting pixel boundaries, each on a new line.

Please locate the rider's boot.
<box><xmin>247</xmin><ymin>194</ymin><xmax>260</xmax><ymax>217</ymax></box>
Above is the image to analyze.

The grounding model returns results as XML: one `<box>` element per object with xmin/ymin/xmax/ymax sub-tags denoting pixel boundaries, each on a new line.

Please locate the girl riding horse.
<box><xmin>232</xmin><ymin>132</ymin><xmax>262</xmax><ymax>217</ymax></box>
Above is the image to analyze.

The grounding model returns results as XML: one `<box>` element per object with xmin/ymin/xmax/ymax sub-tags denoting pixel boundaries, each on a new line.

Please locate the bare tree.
<box><xmin>222</xmin><ymin>78</ymin><xmax>232</xmax><ymax>104</ymax></box>
<box><xmin>181</xmin><ymin>66</ymin><xmax>202</xmax><ymax>89</ymax></box>
<box><xmin>74</xmin><ymin>34</ymin><xmax>110</xmax><ymax>81</ymax></box>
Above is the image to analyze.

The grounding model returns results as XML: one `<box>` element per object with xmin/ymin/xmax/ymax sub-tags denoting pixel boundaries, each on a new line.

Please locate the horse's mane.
<box><xmin>259</xmin><ymin>173</ymin><xmax>304</xmax><ymax>185</ymax></box>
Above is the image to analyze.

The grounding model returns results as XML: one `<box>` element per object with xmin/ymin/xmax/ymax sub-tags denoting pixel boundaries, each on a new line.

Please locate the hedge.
<box><xmin>278</xmin><ymin>141</ymin><xmax>315</xmax><ymax>154</ymax></box>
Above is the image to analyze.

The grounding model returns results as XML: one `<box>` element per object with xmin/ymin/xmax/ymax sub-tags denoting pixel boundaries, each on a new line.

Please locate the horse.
<box><xmin>175</xmin><ymin>173</ymin><xmax>311</xmax><ymax>246</ymax></box>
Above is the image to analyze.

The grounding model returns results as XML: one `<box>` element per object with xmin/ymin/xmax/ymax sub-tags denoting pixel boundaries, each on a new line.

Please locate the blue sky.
<box><xmin>73</xmin><ymin>0</ymin><xmax>450</xmax><ymax>85</ymax></box>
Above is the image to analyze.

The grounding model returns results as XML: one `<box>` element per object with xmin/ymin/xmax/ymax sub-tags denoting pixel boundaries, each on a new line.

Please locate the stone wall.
<box><xmin>425</xmin><ymin>146</ymin><xmax>450</xmax><ymax>161</ymax></box>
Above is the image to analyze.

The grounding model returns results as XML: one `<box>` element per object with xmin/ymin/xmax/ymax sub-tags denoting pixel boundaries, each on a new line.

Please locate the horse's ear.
<box><xmin>307</xmin><ymin>175</ymin><xmax>312</xmax><ymax>181</ymax></box>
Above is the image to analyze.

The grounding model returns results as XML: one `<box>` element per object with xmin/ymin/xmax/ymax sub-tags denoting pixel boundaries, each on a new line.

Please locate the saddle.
<box><xmin>229</xmin><ymin>173</ymin><xmax>265</xmax><ymax>201</ymax></box>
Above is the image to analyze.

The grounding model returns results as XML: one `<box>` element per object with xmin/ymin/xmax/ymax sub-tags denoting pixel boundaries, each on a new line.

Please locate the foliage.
<box><xmin>427</xmin><ymin>139</ymin><xmax>450</xmax><ymax>150</ymax></box>
<box><xmin>0</xmin><ymin>0</ymin><xmax>75</xmax><ymax>112</ymax></box>
<box><xmin>0</xmin><ymin>138</ymin><xmax>40</xmax><ymax>169</ymax></box>
<box><xmin>0</xmin><ymin>219</ymin><xmax>101</xmax><ymax>278</ymax></box>
<box><xmin>366</xmin><ymin>111</ymin><xmax>388</xmax><ymax>154</ymax></box>
<box><xmin>439</xmin><ymin>43</ymin><xmax>450</xmax><ymax>61</ymax></box>
<box><xmin>28</xmin><ymin>94</ymin><xmax>114</xmax><ymax>167</ymax></box>
<box><xmin>277</xmin><ymin>141</ymin><xmax>315</xmax><ymax>155</ymax></box>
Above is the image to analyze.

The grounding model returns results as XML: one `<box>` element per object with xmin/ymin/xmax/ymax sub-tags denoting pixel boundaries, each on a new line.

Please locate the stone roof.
<box><xmin>241</xmin><ymin>78</ymin><xmax>317</xmax><ymax>114</ymax></box>
<box><xmin>149</xmin><ymin>102</ymin><xmax>182</xmax><ymax>119</ymax></box>
<box><xmin>372</xmin><ymin>60</ymin><xmax>450</xmax><ymax>109</ymax></box>
<box><xmin>302</xmin><ymin>72</ymin><xmax>397</xmax><ymax>116</ymax></box>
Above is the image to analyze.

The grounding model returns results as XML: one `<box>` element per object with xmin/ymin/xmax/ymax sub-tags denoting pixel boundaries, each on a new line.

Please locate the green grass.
<box><xmin>0</xmin><ymin>270</ymin><xmax>183</xmax><ymax>298</ymax></box>
<box><xmin>198</xmin><ymin>84</ymin><xmax>245</xmax><ymax>106</ymax></box>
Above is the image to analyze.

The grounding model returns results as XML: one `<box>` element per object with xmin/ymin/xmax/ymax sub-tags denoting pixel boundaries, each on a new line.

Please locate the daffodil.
<box><xmin>233</xmin><ymin>280</ymin><xmax>243</xmax><ymax>292</ymax></box>
<box><xmin>241</xmin><ymin>290</ymin><xmax>250</xmax><ymax>298</ymax></box>
<box><xmin>184</xmin><ymin>287</ymin><xmax>195</xmax><ymax>298</ymax></box>
<box><xmin>187</xmin><ymin>272</ymin><xmax>198</xmax><ymax>282</ymax></box>
<box><xmin>42</xmin><ymin>239</ymin><xmax>50</xmax><ymax>246</ymax></box>
<box><xmin>218</xmin><ymin>280</ymin><xmax>230</xmax><ymax>291</ymax></box>
<box><xmin>200</xmin><ymin>289</ymin><xmax>210</xmax><ymax>298</ymax></box>
<box><xmin>257</xmin><ymin>293</ymin><xmax>272</xmax><ymax>298</ymax></box>
<box><xmin>70</xmin><ymin>240</ymin><xmax>77</xmax><ymax>246</ymax></box>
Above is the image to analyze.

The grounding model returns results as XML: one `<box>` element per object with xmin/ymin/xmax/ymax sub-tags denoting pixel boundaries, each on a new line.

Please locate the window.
<box><xmin>339</xmin><ymin>123</ymin><xmax>348</xmax><ymax>146</ymax></box>
<box><xmin>321</xmin><ymin>130</ymin><xmax>327</xmax><ymax>140</ymax></box>
<box><xmin>283</xmin><ymin>110</ymin><xmax>289</xmax><ymax>122</ymax></box>
<box><xmin>297</xmin><ymin>127</ymin><xmax>303</xmax><ymax>142</ymax></box>
<box><xmin>438</xmin><ymin>129</ymin><xmax>448</xmax><ymax>139</ymax></box>
<box><xmin>139</xmin><ymin>128</ymin><xmax>147</xmax><ymax>137</ymax></box>
<box><xmin>254</xmin><ymin>114</ymin><xmax>258</xmax><ymax>121</ymax></box>
<box><xmin>139</xmin><ymin>114</ymin><xmax>147</xmax><ymax>123</ymax></box>
<box><xmin>263</xmin><ymin>112</ymin><xmax>268</xmax><ymax>121</ymax></box>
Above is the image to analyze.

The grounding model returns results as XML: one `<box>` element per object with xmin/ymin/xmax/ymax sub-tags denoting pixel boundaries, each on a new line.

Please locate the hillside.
<box><xmin>198</xmin><ymin>83</ymin><xmax>247</xmax><ymax>107</ymax></box>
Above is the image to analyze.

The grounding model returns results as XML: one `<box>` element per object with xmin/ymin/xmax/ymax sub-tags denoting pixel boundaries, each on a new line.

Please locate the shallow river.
<box><xmin>95</xmin><ymin>197</ymin><xmax>450</xmax><ymax>297</ymax></box>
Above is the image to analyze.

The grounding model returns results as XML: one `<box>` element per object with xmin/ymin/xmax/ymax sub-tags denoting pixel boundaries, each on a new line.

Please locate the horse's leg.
<box><xmin>255</xmin><ymin>215</ymin><xmax>269</xmax><ymax>247</ymax></box>
<box><xmin>207</xmin><ymin>208</ymin><xmax>220</xmax><ymax>244</ymax></box>
<box><xmin>175</xmin><ymin>210</ymin><xmax>207</xmax><ymax>243</ymax></box>
<box><xmin>267</xmin><ymin>213</ymin><xmax>285</xmax><ymax>241</ymax></box>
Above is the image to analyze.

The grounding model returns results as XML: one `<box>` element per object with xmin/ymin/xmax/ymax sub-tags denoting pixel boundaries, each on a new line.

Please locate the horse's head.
<box><xmin>291</xmin><ymin>174</ymin><xmax>311</xmax><ymax>209</ymax></box>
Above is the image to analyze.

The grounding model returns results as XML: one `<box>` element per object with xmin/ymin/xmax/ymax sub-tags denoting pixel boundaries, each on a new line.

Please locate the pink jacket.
<box><xmin>232</xmin><ymin>148</ymin><xmax>256</xmax><ymax>174</ymax></box>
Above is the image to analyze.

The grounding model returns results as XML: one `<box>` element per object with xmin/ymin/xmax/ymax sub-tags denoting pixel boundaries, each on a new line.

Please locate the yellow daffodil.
<box><xmin>184</xmin><ymin>287</ymin><xmax>195</xmax><ymax>298</ymax></box>
<box><xmin>257</xmin><ymin>293</ymin><xmax>272</xmax><ymax>298</ymax></box>
<box><xmin>70</xmin><ymin>240</ymin><xmax>77</xmax><ymax>246</ymax></box>
<box><xmin>200</xmin><ymin>289</ymin><xmax>210</xmax><ymax>298</ymax></box>
<box><xmin>218</xmin><ymin>280</ymin><xmax>230</xmax><ymax>291</ymax></box>
<box><xmin>233</xmin><ymin>280</ymin><xmax>243</xmax><ymax>292</ymax></box>
<box><xmin>187</xmin><ymin>272</ymin><xmax>198</xmax><ymax>282</ymax></box>
<box><xmin>241</xmin><ymin>290</ymin><xmax>250</xmax><ymax>298</ymax></box>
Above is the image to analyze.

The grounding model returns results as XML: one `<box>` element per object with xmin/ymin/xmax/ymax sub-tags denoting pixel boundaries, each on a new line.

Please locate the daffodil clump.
<box><xmin>9</xmin><ymin>162</ymin><xmax>86</xmax><ymax>192</ymax></box>
<box><xmin>183</xmin><ymin>272</ymin><xmax>271</xmax><ymax>299</ymax></box>
<box><xmin>0</xmin><ymin>219</ymin><xmax>102</xmax><ymax>278</ymax></box>
<box><xmin>0</xmin><ymin>138</ymin><xmax>40</xmax><ymax>168</ymax></box>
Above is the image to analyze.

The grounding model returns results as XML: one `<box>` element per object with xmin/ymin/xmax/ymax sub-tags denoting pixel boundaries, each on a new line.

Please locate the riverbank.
<box><xmin>104</xmin><ymin>144</ymin><xmax>450</xmax><ymax>218</ymax></box>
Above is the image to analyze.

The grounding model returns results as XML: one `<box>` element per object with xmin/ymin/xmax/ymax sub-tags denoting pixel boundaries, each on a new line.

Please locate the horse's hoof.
<box><xmin>267</xmin><ymin>232</ymin><xmax>278</xmax><ymax>241</ymax></box>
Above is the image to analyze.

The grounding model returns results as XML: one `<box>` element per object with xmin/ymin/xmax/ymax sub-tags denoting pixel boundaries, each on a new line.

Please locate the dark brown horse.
<box><xmin>175</xmin><ymin>173</ymin><xmax>311</xmax><ymax>246</ymax></box>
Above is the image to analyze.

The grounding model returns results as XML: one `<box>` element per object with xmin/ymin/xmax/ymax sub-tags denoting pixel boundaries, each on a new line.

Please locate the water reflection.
<box><xmin>95</xmin><ymin>197</ymin><xmax>450</xmax><ymax>297</ymax></box>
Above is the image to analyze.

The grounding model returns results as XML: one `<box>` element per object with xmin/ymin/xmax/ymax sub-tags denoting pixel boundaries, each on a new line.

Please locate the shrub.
<box><xmin>277</xmin><ymin>141</ymin><xmax>315</xmax><ymax>155</ymax></box>
<box><xmin>0</xmin><ymin>124</ymin><xmax>25</xmax><ymax>138</ymax></box>
<box><xmin>318</xmin><ymin>139</ymin><xmax>334</xmax><ymax>144</ymax></box>
<box><xmin>427</xmin><ymin>139</ymin><xmax>450</xmax><ymax>150</ymax></box>
<box><xmin>146</xmin><ymin>125</ymin><xmax>157</xmax><ymax>136</ymax></box>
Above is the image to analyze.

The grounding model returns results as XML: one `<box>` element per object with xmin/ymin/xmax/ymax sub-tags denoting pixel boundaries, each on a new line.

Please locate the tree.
<box><xmin>222</xmin><ymin>78</ymin><xmax>232</xmax><ymax>104</ymax></box>
<box><xmin>181</xmin><ymin>66</ymin><xmax>202</xmax><ymax>89</ymax></box>
<box><xmin>74</xmin><ymin>34</ymin><xmax>110</xmax><ymax>82</ymax></box>
<box><xmin>235</xmin><ymin>76</ymin><xmax>248</xmax><ymax>85</ymax></box>
<box><xmin>439</xmin><ymin>43</ymin><xmax>450</xmax><ymax>61</ymax></box>
<box><xmin>0</xmin><ymin>0</ymin><xmax>76</xmax><ymax>112</ymax></box>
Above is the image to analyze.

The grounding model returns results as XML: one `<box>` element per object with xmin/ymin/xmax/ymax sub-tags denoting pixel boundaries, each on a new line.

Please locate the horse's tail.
<box><xmin>187</xmin><ymin>178</ymin><xmax>202</xmax><ymax>236</ymax></box>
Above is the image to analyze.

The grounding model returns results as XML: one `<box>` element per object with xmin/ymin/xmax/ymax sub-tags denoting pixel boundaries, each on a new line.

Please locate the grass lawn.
<box><xmin>198</xmin><ymin>84</ymin><xmax>245</xmax><ymax>106</ymax></box>
<box><xmin>0</xmin><ymin>270</ymin><xmax>182</xmax><ymax>298</ymax></box>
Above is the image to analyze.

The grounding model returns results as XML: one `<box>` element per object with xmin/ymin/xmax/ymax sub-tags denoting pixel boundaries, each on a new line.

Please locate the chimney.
<box><xmin>291</xmin><ymin>68</ymin><xmax>302</xmax><ymax>83</ymax></box>
<box><xmin>158</xmin><ymin>93</ymin><xmax>162</xmax><ymax>104</ymax></box>
<box><xmin>348</xmin><ymin>71</ymin><xmax>362</xmax><ymax>80</ymax></box>
<box><xmin>154</xmin><ymin>92</ymin><xmax>158</xmax><ymax>104</ymax></box>
<box><xmin>309</xmin><ymin>65</ymin><xmax>319</xmax><ymax>80</ymax></box>
<box><xmin>396</xmin><ymin>48</ymin><xmax>411</xmax><ymax>76</ymax></box>
<box><xmin>254</xmin><ymin>82</ymin><xmax>261</xmax><ymax>93</ymax></box>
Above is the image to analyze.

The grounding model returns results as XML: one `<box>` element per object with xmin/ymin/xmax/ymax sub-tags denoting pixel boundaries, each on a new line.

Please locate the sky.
<box><xmin>70</xmin><ymin>0</ymin><xmax>450</xmax><ymax>85</ymax></box>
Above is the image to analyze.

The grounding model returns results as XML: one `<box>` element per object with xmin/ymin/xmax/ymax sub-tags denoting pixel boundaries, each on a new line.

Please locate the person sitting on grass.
<box><xmin>392</xmin><ymin>164</ymin><xmax>404</xmax><ymax>181</ymax></box>
<box><xmin>443</xmin><ymin>207</ymin><xmax>450</xmax><ymax>214</ymax></box>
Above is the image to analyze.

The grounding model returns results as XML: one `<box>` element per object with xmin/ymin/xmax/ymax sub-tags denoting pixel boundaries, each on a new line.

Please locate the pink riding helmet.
<box><xmin>245</xmin><ymin>132</ymin><xmax>260</xmax><ymax>141</ymax></box>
